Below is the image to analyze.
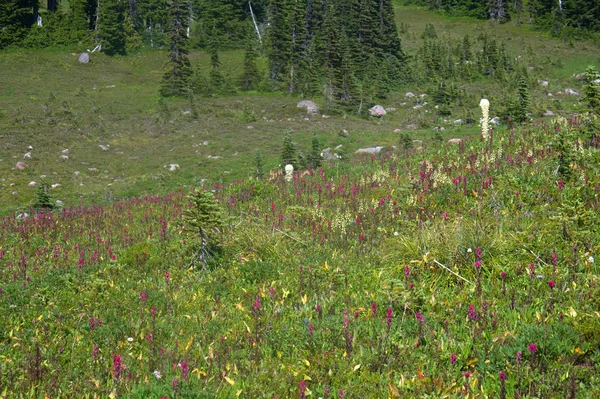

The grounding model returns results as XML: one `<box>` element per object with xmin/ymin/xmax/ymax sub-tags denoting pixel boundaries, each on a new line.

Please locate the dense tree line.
<box><xmin>404</xmin><ymin>0</ymin><xmax>599</xmax><ymax>35</ymax></box>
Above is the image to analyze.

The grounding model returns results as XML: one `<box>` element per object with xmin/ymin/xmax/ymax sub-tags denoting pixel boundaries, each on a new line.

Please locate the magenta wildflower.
<box><xmin>371</xmin><ymin>301</ymin><xmax>377</xmax><ymax>317</ymax></box>
<box><xmin>253</xmin><ymin>296</ymin><xmax>261</xmax><ymax>312</ymax></box>
<box><xmin>516</xmin><ymin>351</ymin><xmax>522</xmax><ymax>364</ymax></box>
<box><xmin>404</xmin><ymin>265</ymin><xmax>410</xmax><ymax>278</ymax></box>
<box><xmin>548</xmin><ymin>280</ymin><xmax>555</xmax><ymax>290</ymax></box>
<box><xmin>323</xmin><ymin>386</ymin><xmax>330</xmax><ymax>398</ymax></box>
<box><xmin>465</xmin><ymin>372</ymin><xmax>471</xmax><ymax>379</ymax></box>
<box><xmin>139</xmin><ymin>291</ymin><xmax>147</xmax><ymax>301</ymax></box>
<box><xmin>415</xmin><ymin>312</ymin><xmax>424</xmax><ymax>323</ymax></box>
<box><xmin>552</xmin><ymin>253</ymin><xmax>558</xmax><ymax>266</ymax></box>
<box><xmin>451</xmin><ymin>353</ymin><xmax>457</xmax><ymax>366</ymax></box>
<box><xmin>308</xmin><ymin>323</ymin><xmax>314</xmax><ymax>337</ymax></box>
<box><xmin>179</xmin><ymin>361</ymin><xmax>189</xmax><ymax>381</ymax></box>
<box><xmin>467</xmin><ymin>305</ymin><xmax>478</xmax><ymax>321</ymax></box>
<box><xmin>113</xmin><ymin>354</ymin><xmax>124</xmax><ymax>380</ymax></box>
<box><xmin>499</xmin><ymin>371</ymin><xmax>506</xmax><ymax>382</ymax></box>
<box><xmin>386</xmin><ymin>307</ymin><xmax>393</xmax><ymax>330</ymax></box>
<box><xmin>92</xmin><ymin>344</ymin><xmax>99</xmax><ymax>359</ymax></box>
<box><xmin>501</xmin><ymin>271</ymin><xmax>507</xmax><ymax>279</ymax></box>
<box><xmin>338</xmin><ymin>389</ymin><xmax>344</xmax><ymax>399</ymax></box>
<box><xmin>299</xmin><ymin>380</ymin><xmax>307</xmax><ymax>398</ymax></box>
<box><xmin>474</xmin><ymin>260</ymin><xmax>482</xmax><ymax>270</ymax></box>
<box><xmin>151</xmin><ymin>306</ymin><xmax>157</xmax><ymax>317</ymax></box>
<box><xmin>528</xmin><ymin>343</ymin><xmax>537</xmax><ymax>354</ymax></box>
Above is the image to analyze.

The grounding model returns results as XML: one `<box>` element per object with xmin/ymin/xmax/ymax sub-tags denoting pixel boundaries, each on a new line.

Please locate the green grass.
<box><xmin>0</xmin><ymin>5</ymin><xmax>598</xmax><ymax>215</ymax></box>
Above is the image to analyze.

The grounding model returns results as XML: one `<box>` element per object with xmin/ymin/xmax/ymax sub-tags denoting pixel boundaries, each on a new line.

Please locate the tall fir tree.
<box><xmin>266</xmin><ymin>0</ymin><xmax>291</xmax><ymax>83</ymax></box>
<box><xmin>160</xmin><ymin>0</ymin><xmax>192</xmax><ymax>97</ymax></box>
<box><xmin>0</xmin><ymin>0</ymin><xmax>38</xmax><ymax>48</ymax></box>
<box><xmin>240</xmin><ymin>29</ymin><xmax>261</xmax><ymax>90</ymax></box>
<box><xmin>98</xmin><ymin>0</ymin><xmax>127</xmax><ymax>55</ymax></box>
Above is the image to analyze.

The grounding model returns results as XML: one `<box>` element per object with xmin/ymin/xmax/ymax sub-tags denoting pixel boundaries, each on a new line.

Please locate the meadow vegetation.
<box><xmin>0</xmin><ymin>4</ymin><xmax>599</xmax><ymax>399</ymax></box>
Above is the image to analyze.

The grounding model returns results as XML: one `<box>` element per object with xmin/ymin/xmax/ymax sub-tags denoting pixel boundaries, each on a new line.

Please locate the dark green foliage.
<box><xmin>182</xmin><ymin>188</ymin><xmax>224</xmax><ymax>267</ymax></box>
<box><xmin>308</xmin><ymin>133</ymin><xmax>322</xmax><ymax>169</ymax></box>
<box><xmin>421</xmin><ymin>23</ymin><xmax>437</xmax><ymax>39</ymax></box>
<box><xmin>160</xmin><ymin>0</ymin><xmax>192</xmax><ymax>97</ymax></box>
<box><xmin>98</xmin><ymin>0</ymin><xmax>127</xmax><ymax>56</ymax></box>
<box><xmin>208</xmin><ymin>38</ymin><xmax>226</xmax><ymax>94</ymax></box>
<box><xmin>32</xmin><ymin>181</ymin><xmax>54</xmax><ymax>211</ymax></box>
<box><xmin>398</xmin><ymin>132</ymin><xmax>413</xmax><ymax>150</ymax></box>
<box><xmin>254</xmin><ymin>150</ymin><xmax>264</xmax><ymax>179</ymax></box>
<box><xmin>240</xmin><ymin>31</ymin><xmax>261</xmax><ymax>90</ymax></box>
<box><xmin>281</xmin><ymin>132</ymin><xmax>297</xmax><ymax>170</ymax></box>
<box><xmin>0</xmin><ymin>0</ymin><xmax>38</xmax><ymax>48</ymax></box>
<box><xmin>507</xmin><ymin>75</ymin><xmax>530</xmax><ymax>124</ymax></box>
<box><xmin>583</xmin><ymin>66</ymin><xmax>600</xmax><ymax>115</ymax></box>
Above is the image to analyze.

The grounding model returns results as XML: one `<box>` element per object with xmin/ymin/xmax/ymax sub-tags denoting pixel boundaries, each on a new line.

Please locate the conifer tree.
<box><xmin>99</xmin><ymin>0</ymin><xmax>127</xmax><ymax>55</ymax></box>
<box><xmin>583</xmin><ymin>66</ymin><xmax>600</xmax><ymax>115</ymax></box>
<box><xmin>507</xmin><ymin>75</ymin><xmax>530</xmax><ymax>123</ymax></box>
<box><xmin>33</xmin><ymin>181</ymin><xmax>54</xmax><ymax>211</ymax></box>
<box><xmin>208</xmin><ymin>38</ymin><xmax>225</xmax><ymax>94</ymax></box>
<box><xmin>182</xmin><ymin>188</ymin><xmax>224</xmax><ymax>268</ymax></box>
<box><xmin>308</xmin><ymin>133</ymin><xmax>322</xmax><ymax>169</ymax></box>
<box><xmin>254</xmin><ymin>150</ymin><xmax>264</xmax><ymax>179</ymax></box>
<box><xmin>240</xmin><ymin>32</ymin><xmax>261</xmax><ymax>91</ymax></box>
<box><xmin>266</xmin><ymin>0</ymin><xmax>291</xmax><ymax>83</ymax></box>
<box><xmin>0</xmin><ymin>0</ymin><xmax>38</xmax><ymax>48</ymax></box>
<box><xmin>281</xmin><ymin>132</ymin><xmax>298</xmax><ymax>170</ymax></box>
<box><xmin>160</xmin><ymin>0</ymin><xmax>192</xmax><ymax>97</ymax></box>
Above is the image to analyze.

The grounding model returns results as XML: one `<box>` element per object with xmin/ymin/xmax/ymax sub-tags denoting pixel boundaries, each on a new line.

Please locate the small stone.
<box><xmin>24</xmin><ymin>152</ymin><xmax>32</xmax><ymax>159</ymax></box>
<box><xmin>406</xmin><ymin>124</ymin><xmax>419</xmax><ymax>130</ymax></box>
<box><xmin>28</xmin><ymin>181</ymin><xmax>37</xmax><ymax>187</ymax></box>
<box><xmin>88</xmin><ymin>168</ymin><xmax>99</xmax><ymax>172</ymax></box>
<box><xmin>538</xmin><ymin>79</ymin><xmax>549</xmax><ymax>87</ymax></box>
<box><xmin>565</xmin><ymin>88</ymin><xmax>579</xmax><ymax>96</ymax></box>
<box><xmin>61</xmin><ymin>155</ymin><xmax>69</xmax><ymax>160</ymax></box>
<box><xmin>356</xmin><ymin>146</ymin><xmax>385</xmax><ymax>154</ymax></box>
<box><xmin>168</xmin><ymin>163</ymin><xmax>180</xmax><ymax>171</ymax></box>
<box><xmin>15</xmin><ymin>161</ymin><xmax>26</xmax><ymax>170</ymax></box>
<box><xmin>62</xmin><ymin>149</ymin><xmax>69</xmax><ymax>154</ymax></box>
<box><xmin>369</xmin><ymin>105</ymin><xmax>386</xmax><ymax>117</ymax></box>
<box><xmin>448</xmin><ymin>138</ymin><xmax>462</xmax><ymax>145</ymax></box>
<box><xmin>393</xmin><ymin>128</ymin><xmax>402</xmax><ymax>133</ymax></box>
<box><xmin>543</xmin><ymin>110</ymin><xmax>555</xmax><ymax>117</ymax></box>
<box><xmin>99</xmin><ymin>144</ymin><xmax>110</xmax><ymax>151</ymax></box>
<box><xmin>51</xmin><ymin>184</ymin><xmax>61</xmax><ymax>189</ymax></box>
<box><xmin>405</xmin><ymin>92</ymin><xmax>415</xmax><ymax>98</ymax></box>
<box><xmin>297</xmin><ymin>100</ymin><xmax>319</xmax><ymax>115</ymax></box>
<box><xmin>453</xmin><ymin>119</ymin><xmax>464</xmax><ymax>125</ymax></box>
<box><xmin>247</xmin><ymin>126</ymin><xmax>254</xmax><ymax>129</ymax></box>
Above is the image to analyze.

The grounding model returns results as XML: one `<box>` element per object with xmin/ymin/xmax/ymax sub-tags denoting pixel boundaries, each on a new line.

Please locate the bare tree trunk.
<box><xmin>248</xmin><ymin>0</ymin><xmax>262</xmax><ymax>46</ymax></box>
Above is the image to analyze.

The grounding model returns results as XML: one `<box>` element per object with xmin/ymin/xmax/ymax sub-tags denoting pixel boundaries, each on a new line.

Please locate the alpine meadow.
<box><xmin>1</xmin><ymin>0</ymin><xmax>600</xmax><ymax>398</ymax></box>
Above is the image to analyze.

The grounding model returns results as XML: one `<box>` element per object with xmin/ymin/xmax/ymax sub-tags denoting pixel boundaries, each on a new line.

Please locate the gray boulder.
<box><xmin>356</xmin><ymin>146</ymin><xmax>385</xmax><ymax>155</ymax></box>
<box><xmin>297</xmin><ymin>100</ymin><xmax>319</xmax><ymax>115</ymax></box>
<box><xmin>369</xmin><ymin>105</ymin><xmax>386</xmax><ymax>117</ymax></box>
<box><xmin>543</xmin><ymin>110</ymin><xmax>555</xmax><ymax>117</ymax></box>
<box><xmin>78</xmin><ymin>52</ymin><xmax>90</xmax><ymax>63</ymax></box>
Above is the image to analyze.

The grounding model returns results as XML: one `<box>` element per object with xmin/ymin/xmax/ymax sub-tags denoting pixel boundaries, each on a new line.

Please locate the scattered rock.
<box><xmin>247</xmin><ymin>126</ymin><xmax>254</xmax><ymax>129</ymax></box>
<box><xmin>413</xmin><ymin>140</ymin><xmax>423</xmax><ymax>145</ymax></box>
<box><xmin>543</xmin><ymin>110</ymin><xmax>555</xmax><ymax>117</ymax></box>
<box><xmin>61</xmin><ymin>155</ymin><xmax>69</xmax><ymax>160</ymax></box>
<box><xmin>448</xmin><ymin>138</ymin><xmax>462</xmax><ymax>145</ymax></box>
<box><xmin>406</xmin><ymin>124</ymin><xmax>419</xmax><ymax>130</ymax></box>
<box><xmin>453</xmin><ymin>119</ymin><xmax>464</xmax><ymax>125</ymax></box>
<box><xmin>369</xmin><ymin>105</ymin><xmax>386</xmax><ymax>117</ymax></box>
<box><xmin>339</xmin><ymin>129</ymin><xmax>350</xmax><ymax>137</ymax></box>
<box><xmin>27</xmin><ymin>145</ymin><xmax>33</xmax><ymax>150</ymax></box>
<box><xmin>594</xmin><ymin>79</ymin><xmax>600</xmax><ymax>84</ymax></box>
<box><xmin>104</xmin><ymin>85</ymin><xmax>116</xmax><ymax>88</ymax></box>
<box><xmin>321</xmin><ymin>148</ymin><xmax>340</xmax><ymax>161</ymax></box>
<box><xmin>490</xmin><ymin>117</ymin><xmax>500</xmax><ymax>125</ymax></box>
<box><xmin>181</xmin><ymin>110</ymin><xmax>191</xmax><ymax>116</ymax></box>
<box><xmin>356</xmin><ymin>146</ymin><xmax>385</xmax><ymax>154</ymax></box>
<box><xmin>538</xmin><ymin>79</ymin><xmax>549</xmax><ymax>87</ymax></box>
<box><xmin>413</xmin><ymin>104</ymin><xmax>423</xmax><ymax>110</ymax></box>
<box><xmin>393</xmin><ymin>128</ymin><xmax>402</xmax><ymax>133</ymax></box>
<box><xmin>167</xmin><ymin>163</ymin><xmax>180</xmax><ymax>171</ymax></box>
<box><xmin>387</xmin><ymin>107</ymin><xmax>396</xmax><ymax>112</ymax></box>
<box><xmin>28</xmin><ymin>181</ymin><xmax>37</xmax><ymax>187</ymax></box>
<box><xmin>56</xmin><ymin>200</ymin><xmax>64</xmax><ymax>206</ymax></box>
<box><xmin>15</xmin><ymin>161</ymin><xmax>26</xmax><ymax>170</ymax></box>
<box><xmin>433</xmin><ymin>126</ymin><xmax>445</xmax><ymax>132</ymax></box>
<box><xmin>297</xmin><ymin>100</ymin><xmax>320</xmax><ymax>115</ymax></box>
<box><xmin>88</xmin><ymin>167</ymin><xmax>99</xmax><ymax>172</ymax></box>
<box><xmin>565</xmin><ymin>88</ymin><xmax>579</xmax><ymax>96</ymax></box>
<box><xmin>74</xmin><ymin>171</ymin><xmax>80</xmax><ymax>176</ymax></box>
<box><xmin>207</xmin><ymin>155</ymin><xmax>222</xmax><ymax>159</ymax></box>
<box><xmin>16</xmin><ymin>212</ymin><xmax>29</xmax><ymax>219</ymax></box>
<box><xmin>24</xmin><ymin>152</ymin><xmax>31</xmax><ymax>159</ymax></box>
<box><xmin>405</xmin><ymin>92</ymin><xmax>415</xmax><ymax>98</ymax></box>
<box><xmin>321</xmin><ymin>114</ymin><xmax>330</xmax><ymax>119</ymax></box>
<box><xmin>51</xmin><ymin>184</ymin><xmax>61</xmax><ymax>189</ymax></box>
<box><xmin>335</xmin><ymin>144</ymin><xmax>343</xmax><ymax>150</ymax></box>
<box><xmin>573</xmin><ymin>73</ymin><xmax>585</xmax><ymax>80</ymax></box>
<box><xmin>203</xmin><ymin>141</ymin><xmax>209</xmax><ymax>145</ymax></box>
<box><xmin>99</xmin><ymin>144</ymin><xmax>110</xmax><ymax>151</ymax></box>
<box><xmin>78</xmin><ymin>52</ymin><xmax>90</xmax><ymax>63</ymax></box>
<box><xmin>548</xmin><ymin>93</ymin><xmax>553</xmax><ymax>97</ymax></box>
<box><xmin>62</xmin><ymin>149</ymin><xmax>69</xmax><ymax>154</ymax></box>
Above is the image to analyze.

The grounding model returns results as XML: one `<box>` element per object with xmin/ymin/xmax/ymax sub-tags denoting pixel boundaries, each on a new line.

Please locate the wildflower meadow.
<box><xmin>1</xmin><ymin>111</ymin><xmax>599</xmax><ymax>398</ymax></box>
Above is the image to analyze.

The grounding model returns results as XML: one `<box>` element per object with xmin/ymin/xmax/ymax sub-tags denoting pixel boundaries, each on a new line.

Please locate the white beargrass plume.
<box><xmin>480</xmin><ymin>99</ymin><xmax>490</xmax><ymax>141</ymax></box>
<box><xmin>285</xmin><ymin>164</ymin><xmax>294</xmax><ymax>182</ymax></box>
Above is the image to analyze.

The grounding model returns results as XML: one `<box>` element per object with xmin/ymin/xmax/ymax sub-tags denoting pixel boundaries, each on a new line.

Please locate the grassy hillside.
<box><xmin>0</xmin><ymin>6</ymin><xmax>599</xmax><ymax>397</ymax></box>
<box><xmin>1</xmin><ymin>6</ymin><xmax>598</xmax><ymax>215</ymax></box>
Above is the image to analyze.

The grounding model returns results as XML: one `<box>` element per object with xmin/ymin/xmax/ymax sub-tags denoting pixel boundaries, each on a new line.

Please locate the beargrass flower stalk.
<box><xmin>480</xmin><ymin>99</ymin><xmax>490</xmax><ymax>142</ymax></box>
